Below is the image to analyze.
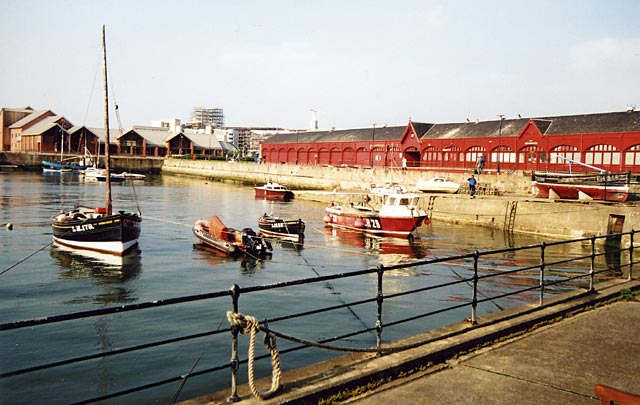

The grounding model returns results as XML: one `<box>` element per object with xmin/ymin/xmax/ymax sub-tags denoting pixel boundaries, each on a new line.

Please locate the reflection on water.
<box><xmin>192</xmin><ymin>243</ymin><xmax>272</xmax><ymax>275</ymax></box>
<box><xmin>324</xmin><ymin>227</ymin><xmax>429</xmax><ymax>266</ymax></box>
<box><xmin>50</xmin><ymin>245</ymin><xmax>142</xmax><ymax>304</ymax></box>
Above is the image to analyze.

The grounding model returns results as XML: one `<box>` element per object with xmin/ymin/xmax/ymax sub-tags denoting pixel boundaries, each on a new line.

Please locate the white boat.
<box><xmin>122</xmin><ymin>172</ymin><xmax>146</xmax><ymax>180</ymax></box>
<box><xmin>82</xmin><ymin>166</ymin><xmax>106</xmax><ymax>178</ymax></box>
<box><xmin>416</xmin><ymin>176</ymin><xmax>460</xmax><ymax>194</ymax></box>
<box><xmin>370</xmin><ymin>182</ymin><xmax>407</xmax><ymax>195</ymax></box>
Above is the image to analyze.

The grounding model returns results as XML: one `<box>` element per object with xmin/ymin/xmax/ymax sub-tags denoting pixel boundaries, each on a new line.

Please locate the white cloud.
<box><xmin>569</xmin><ymin>37</ymin><xmax>640</xmax><ymax>73</ymax></box>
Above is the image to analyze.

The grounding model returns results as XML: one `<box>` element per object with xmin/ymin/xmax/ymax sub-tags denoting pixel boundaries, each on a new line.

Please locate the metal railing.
<box><xmin>1</xmin><ymin>230</ymin><xmax>637</xmax><ymax>404</ymax></box>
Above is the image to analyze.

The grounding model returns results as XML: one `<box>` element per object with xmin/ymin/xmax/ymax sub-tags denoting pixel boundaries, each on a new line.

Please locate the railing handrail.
<box><xmin>1</xmin><ymin>230</ymin><xmax>637</xmax><ymax>404</ymax></box>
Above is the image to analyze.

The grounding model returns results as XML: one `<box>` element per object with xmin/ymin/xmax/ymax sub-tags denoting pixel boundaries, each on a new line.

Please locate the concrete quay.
<box><xmin>182</xmin><ymin>279</ymin><xmax>640</xmax><ymax>405</ymax></box>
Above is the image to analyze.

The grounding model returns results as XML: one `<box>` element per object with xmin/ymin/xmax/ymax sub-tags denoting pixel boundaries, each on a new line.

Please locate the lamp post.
<box><xmin>497</xmin><ymin>114</ymin><xmax>505</xmax><ymax>173</ymax></box>
<box><xmin>370</xmin><ymin>123</ymin><xmax>376</xmax><ymax>167</ymax></box>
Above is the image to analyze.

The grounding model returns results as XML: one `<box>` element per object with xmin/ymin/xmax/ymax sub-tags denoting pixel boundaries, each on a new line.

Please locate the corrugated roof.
<box><xmin>128</xmin><ymin>126</ymin><xmax>174</xmax><ymax>147</ymax></box>
<box><xmin>418</xmin><ymin>119</ymin><xmax>530</xmax><ymax>139</ymax></box>
<box><xmin>9</xmin><ymin>110</ymin><xmax>53</xmax><ymax>129</ymax></box>
<box><xmin>538</xmin><ymin>111</ymin><xmax>640</xmax><ymax>134</ymax></box>
<box><xmin>21</xmin><ymin>116</ymin><xmax>65</xmax><ymax>135</ymax></box>
<box><xmin>88</xmin><ymin>127</ymin><xmax>128</xmax><ymax>144</ymax></box>
<box><xmin>265</xmin><ymin>125</ymin><xmax>406</xmax><ymax>144</ymax></box>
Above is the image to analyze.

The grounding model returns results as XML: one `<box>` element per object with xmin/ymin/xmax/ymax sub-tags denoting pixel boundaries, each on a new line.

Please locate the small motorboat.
<box><xmin>258</xmin><ymin>213</ymin><xmax>305</xmax><ymax>242</ymax></box>
<box><xmin>122</xmin><ymin>172</ymin><xmax>146</xmax><ymax>180</ymax></box>
<box><xmin>193</xmin><ymin>215</ymin><xmax>272</xmax><ymax>258</ymax></box>
<box><xmin>415</xmin><ymin>176</ymin><xmax>460</xmax><ymax>194</ymax></box>
<box><xmin>254</xmin><ymin>181</ymin><xmax>294</xmax><ymax>201</ymax></box>
<box><xmin>96</xmin><ymin>173</ymin><xmax>127</xmax><ymax>183</ymax></box>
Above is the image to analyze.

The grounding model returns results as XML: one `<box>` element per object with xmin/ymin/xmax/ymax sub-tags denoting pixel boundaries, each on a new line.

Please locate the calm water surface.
<box><xmin>0</xmin><ymin>171</ymin><xmax>593</xmax><ymax>403</ymax></box>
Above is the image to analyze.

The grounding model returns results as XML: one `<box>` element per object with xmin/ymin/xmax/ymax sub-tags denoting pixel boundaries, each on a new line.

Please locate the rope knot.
<box><xmin>227</xmin><ymin>311</ymin><xmax>282</xmax><ymax>400</ymax></box>
<box><xmin>227</xmin><ymin>311</ymin><xmax>259</xmax><ymax>335</ymax></box>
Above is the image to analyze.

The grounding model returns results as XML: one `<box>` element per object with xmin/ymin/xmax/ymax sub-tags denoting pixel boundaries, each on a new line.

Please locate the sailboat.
<box><xmin>51</xmin><ymin>25</ymin><xmax>141</xmax><ymax>256</ymax></box>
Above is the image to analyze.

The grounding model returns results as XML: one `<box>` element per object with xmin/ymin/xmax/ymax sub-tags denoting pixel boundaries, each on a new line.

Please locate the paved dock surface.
<box><xmin>346</xmin><ymin>300</ymin><xmax>640</xmax><ymax>405</ymax></box>
<box><xmin>182</xmin><ymin>280</ymin><xmax>639</xmax><ymax>405</ymax></box>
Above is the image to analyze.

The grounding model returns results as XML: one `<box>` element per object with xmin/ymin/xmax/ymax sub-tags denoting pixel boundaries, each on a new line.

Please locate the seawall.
<box><xmin>3</xmin><ymin>152</ymin><xmax>164</xmax><ymax>173</ymax></box>
<box><xmin>161</xmin><ymin>159</ymin><xmax>640</xmax><ymax>246</ymax></box>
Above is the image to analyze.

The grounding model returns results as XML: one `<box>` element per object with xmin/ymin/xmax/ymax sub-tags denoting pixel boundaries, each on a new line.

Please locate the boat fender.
<box><xmin>323</xmin><ymin>214</ymin><xmax>332</xmax><ymax>223</ymax></box>
<box><xmin>424</xmin><ymin>217</ymin><xmax>431</xmax><ymax>226</ymax></box>
<box><xmin>354</xmin><ymin>218</ymin><xmax>365</xmax><ymax>228</ymax></box>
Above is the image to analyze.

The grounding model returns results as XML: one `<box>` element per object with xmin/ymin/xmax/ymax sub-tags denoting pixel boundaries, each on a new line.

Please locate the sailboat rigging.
<box><xmin>51</xmin><ymin>25</ymin><xmax>142</xmax><ymax>256</ymax></box>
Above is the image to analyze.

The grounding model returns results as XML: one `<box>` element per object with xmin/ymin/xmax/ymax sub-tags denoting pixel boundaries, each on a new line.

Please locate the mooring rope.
<box><xmin>227</xmin><ymin>311</ymin><xmax>282</xmax><ymax>400</ymax></box>
<box><xmin>0</xmin><ymin>240</ymin><xmax>53</xmax><ymax>276</ymax></box>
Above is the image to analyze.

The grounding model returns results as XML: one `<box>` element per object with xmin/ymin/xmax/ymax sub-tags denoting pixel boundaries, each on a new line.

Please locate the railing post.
<box><xmin>590</xmin><ymin>235</ymin><xmax>596</xmax><ymax>291</ymax></box>
<box><xmin>629</xmin><ymin>229</ymin><xmax>635</xmax><ymax>281</ymax></box>
<box><xmin>228</xmin><ymin>284</ymin><xmax>241</xmax><ymax>402</ymax></box>
<box><xmin>539</xmin><ymin>242</ymin><xmax>546</xmax><ymax>306</ymax></box>
<box><xmin>375</xmin><ymin>264</ymin><xmax>384</xmax><ymax>357</ymax></box>
<box><xmin>471</xmin><ymin>251</ymin><xmax>479</xmax><ymax>325</ymax></box>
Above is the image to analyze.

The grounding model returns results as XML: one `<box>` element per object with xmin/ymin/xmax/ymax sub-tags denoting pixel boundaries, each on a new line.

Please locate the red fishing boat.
<box><xmin>323</xmin><ymin>192</ymin><xmax>429</xmax><ymax>238</ymax></box>
<box><xmin>254</xmin><ymin>181</ymin><xmax>294</xmax><ymax>201</ymax></box>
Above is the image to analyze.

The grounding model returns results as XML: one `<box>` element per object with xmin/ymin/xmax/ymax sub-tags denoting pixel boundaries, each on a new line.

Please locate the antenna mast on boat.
<box><xmin>102</xmin><ymin>24</ymin><xmax>113</xmax><ymax>216</ymax></box>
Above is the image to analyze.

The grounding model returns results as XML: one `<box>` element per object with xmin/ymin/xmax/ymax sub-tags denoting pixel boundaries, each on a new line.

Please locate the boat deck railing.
<box><xmin>1</xmin><ymin>231</ymin><xmax>638</xmax><ymax>403</ymax></box>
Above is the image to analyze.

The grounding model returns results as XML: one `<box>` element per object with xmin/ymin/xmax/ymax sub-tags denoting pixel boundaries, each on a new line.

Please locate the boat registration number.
<box><xmin>364</xmin><ymin>218</ymin><xmax>381</xmax><ymax>229</ymax></box>
<box><xmin>72</xmin><ymin>224</ymin><xmax>95</xmax><ymax>232</ymax></box>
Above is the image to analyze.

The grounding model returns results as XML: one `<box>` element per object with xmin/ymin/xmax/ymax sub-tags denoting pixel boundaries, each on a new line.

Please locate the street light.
<box><xmin>497</xmin><ymin>114</ymin><xmax>505</xmax><ymax>173</ymax></box>
<box><xmin>370</xmin><ymin>123</ymin><xmax>376</xmax><ymax>167</ymax></box>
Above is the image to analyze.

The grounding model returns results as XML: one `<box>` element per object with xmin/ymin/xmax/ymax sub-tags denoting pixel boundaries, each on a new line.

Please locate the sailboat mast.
<box><xmin>102</xmin><ymin>24</ymin><xmax>113</xmax><ymax>216</ymax></box>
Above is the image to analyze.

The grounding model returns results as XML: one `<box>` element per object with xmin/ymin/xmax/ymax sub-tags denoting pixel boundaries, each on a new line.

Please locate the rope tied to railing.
<box><xmin>227</xmin><ymin>311</ymin><xmax>282</xmax><ymax>400</ymax></box>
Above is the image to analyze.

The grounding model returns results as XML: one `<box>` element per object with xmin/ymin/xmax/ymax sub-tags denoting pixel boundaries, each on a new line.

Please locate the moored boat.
<box><xmin>370</xmin><ymin>182</ymin><xmax>407</xmax><ymax>195</ymax></box>
<box><xmin>254</xmin><ymin>181</ymin><xmax>294</xmax><ymax>201</ymax></box>
<box><xmin>323</xmin><ymin>192</ymin><xmax>429</xmax><ymax>237</ymax></box>
<box><xmin>193</xmin><ymin>215</ymin><xmax>272</xmax><ymax>258</ymax></box>
<box><xmin>96</xmin><ymin>173</ymin><xmax>126</xmax><ymax>182</ymax></box>
<box><xmin>50</xmin><ymin>26</ymin><xmax>142</xmax><ymax>256</ymax></box>
<box><xmin>531</xmin><ymin>171</ymin><xmax>636</xmax><ymax>202</ymax></box>
<box><xmin>415</xmin><ymin>176</ymin><xmax>460</xmax><ymax>194</ymax></box>
<box><xmin>51</xmin><ymin>206</ymin><xmax>141</xmax><ymax>255</ymax></box>
<box><xmin>258</xmin><ymin>213</ymin><xmax>305</xmax><ymax>242</ymax></box>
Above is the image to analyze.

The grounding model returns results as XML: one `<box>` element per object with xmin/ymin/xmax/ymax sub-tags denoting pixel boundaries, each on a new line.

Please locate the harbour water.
<box><xmin>0</xmin><ymin>171</ymin><xmax>601</xmax><ymax>403</ymax></box>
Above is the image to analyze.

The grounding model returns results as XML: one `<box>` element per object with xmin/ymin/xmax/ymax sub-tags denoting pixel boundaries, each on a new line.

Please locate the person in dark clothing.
<box><xmin>468</xmin><ymin>175</ymin><xmax>477</xmax><ymax>198</ymax></box>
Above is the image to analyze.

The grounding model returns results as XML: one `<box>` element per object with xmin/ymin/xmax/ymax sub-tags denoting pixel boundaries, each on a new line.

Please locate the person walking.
<box><xmin>468</xmin><ymin>174</ymin><xmax>477</xmax><ymax>198</ymax></box>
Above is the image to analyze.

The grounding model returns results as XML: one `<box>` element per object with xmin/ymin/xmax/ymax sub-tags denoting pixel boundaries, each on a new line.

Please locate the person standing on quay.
<box><xmin>468</xmin><ymin>174</ymin><xmax>477</xmax><ymax>198</ymax></box>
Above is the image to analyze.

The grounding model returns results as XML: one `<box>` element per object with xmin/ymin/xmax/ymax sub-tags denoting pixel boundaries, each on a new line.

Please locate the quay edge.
<box><xmin>160</xmin><ymin>159</ymin><xmax>640</xmax><ymax>246</ymax></box>
<box><xmin>2</xmin><ymin>152</ymin><xmax>164</xmax><ymax>173</ymax></box>
<box><xmin>179</xmin><ymin>278</ymin><xmax>640</xmax><ymax>405</ymax></box>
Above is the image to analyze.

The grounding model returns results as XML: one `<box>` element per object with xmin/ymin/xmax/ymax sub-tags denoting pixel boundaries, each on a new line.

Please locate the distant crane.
<box><xmin>309</xmin><ymin>109</ymin><xmax>319</xmax><ymax>130</ymax></box>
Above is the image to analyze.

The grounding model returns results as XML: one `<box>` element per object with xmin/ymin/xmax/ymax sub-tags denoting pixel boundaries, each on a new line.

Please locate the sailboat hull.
<box><xmin>51</xmin><ymin>209</ymin><xmax>141</xmax><ymax>255</ymax></box>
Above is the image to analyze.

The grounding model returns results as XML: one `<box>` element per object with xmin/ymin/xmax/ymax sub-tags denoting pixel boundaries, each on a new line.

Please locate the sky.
<box><xmin>1</xmin><ymin>0</ymin><xmax>639</xmax><ymax>131</ymax></box>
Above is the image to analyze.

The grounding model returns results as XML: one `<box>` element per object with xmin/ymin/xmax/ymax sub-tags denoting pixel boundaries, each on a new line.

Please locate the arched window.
<box><xmin>421</xmin><ymin>146</ymin><xmax>440</xmax><ymax>163</ymax></box>
<box><xmin>549</xmin><ymin>145</ymin><xmax>579</xmax><ymax>164</ymax></box>
<box><xmin>584</xmin><ymin>144</ymin><xmax>619</xmax><ymax>166</ymax></box>
<box><xmin>442</xmin><ymin>146</ymin><xmax>461</xmax><ymax>163</ymax></box>
<box><xmin>624</xmin><ymin>144</ymin><xmax>640</xmax><ymax>166</ymax></box>
<box><xmin>493</xmin><ymin>145</ymin><xmax>515</xmax><ymax>163</ymax></box>
<box><xmin>465</xmin><ymin>146</ymin><xmax>486</xmax><ymax>163</ymax></box>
